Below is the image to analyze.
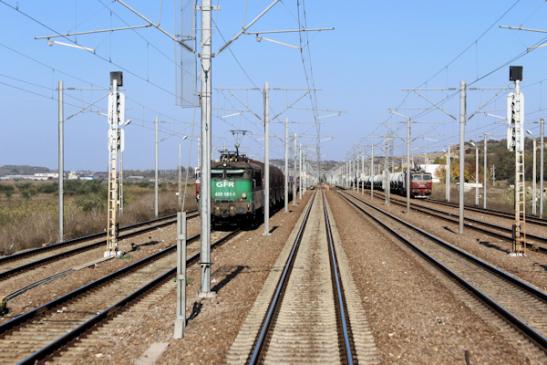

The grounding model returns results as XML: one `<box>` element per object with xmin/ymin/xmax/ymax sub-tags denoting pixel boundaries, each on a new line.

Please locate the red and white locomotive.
<box><xmin>361</xmin><ymin>169</ymin><xmax>432</xmax><ymax>198</ymax></box>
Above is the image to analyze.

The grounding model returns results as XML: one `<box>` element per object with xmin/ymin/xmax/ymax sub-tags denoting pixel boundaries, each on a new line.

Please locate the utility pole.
<box><xmin>263</xmin><ymin>81</ymin><xmax>270</xmax><ymax>236</ymax></box>
<box><xmin>293</xmin><ymin>133</ymin><xmax>297</xmax><ymax>205</ymax></box>
<box><xmin>474</xmin><ymin>143</ymin><xmax>479</xmax><ymax>207</ymax></box>
<box><xmin>299</xmin><ymin>144</ymin><xmax>303</xmax><ymax>199</ymax></box>
<box><xmin>483</xmin><ymin>135</ymin><xmax>488</xmax><ymax>209</ymax></box>
<box><xmin>532</xmin><ymin>136</ymin><xmax>537</xmax><ymax>216</ymax></box>
<box><xmin>199</xmin><ymin>0</ymin><xmax>213</xmax><ymax>297</ymax></box>
<box><xmin>540</xmin><ymin>118</ymin><xmax>545</xmax><ymax>218</ymax></box>
<box><xmin>361</xmin><ymin>151</ymin><xmax>365</xmax><ymax>194</ymax></box>
<box><xmin>370</xmin><ymin>145</ymin><xmax>374</xmax><ymax>199</ymax></box>
<box><xmin>406</xmin><ymin>117</ymin><xmax>411</xmax><ymax>214</ymax></box>
<box><xmin>105</xmin><ymin>71</ymin><xmax>124</xmax><ymax>258</ymax></box>
<box><xmin>57</xmin><ymin>80</ymin><xmax>64</xmax><ymax>242</ymax></box>
<box><xmin>303</xmin><ymin>153</ymin><xmax>307</xmax><ymax>193</ymax></box>
<box><xmin>446</xmin><ymin>145</ymin><xmax>451</xmax><ymax>202</ymax></box>
<box><xmin>384</xmin><ymin>137</ymin><xmax>391</xmax><ymax>206</ymax></box>
<box><xmin>284</xmin><ymin>118</ymin><xmax>289</xmax><ymax>212</ymax></box>
<box><xmin>178</xmin><ymin>143</ymin><xmax>183</xmax><ymax>211</ymax></box>
<box><xmin>119</xmin><ymin>130</ymin><xmax>124</xmax><ymax>215</ymax></box>
<box><xmin>458</xmin><ymin>80</ymin><xmax>466</xmax><ymax>234</ymax></box>
<box><xmin>154</xmin><ymin>116</ymin><xmax>159</xmax><ymax>218</ymax></box>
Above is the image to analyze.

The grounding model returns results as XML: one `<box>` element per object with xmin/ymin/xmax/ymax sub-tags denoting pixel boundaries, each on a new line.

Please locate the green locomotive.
<box><xmin>208</xmin><ymin>150</ymin><xmax>288</xmax><ymax>226</ymax></box>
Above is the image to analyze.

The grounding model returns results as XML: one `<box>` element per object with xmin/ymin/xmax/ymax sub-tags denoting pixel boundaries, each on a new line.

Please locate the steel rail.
<box><xmin>338</xmin><ymin>191</ymin><xmax>547</xmax><ymax>350</ymax></box>
<box><xmin>0</xmin><ymin>210</ymin><xmax>198</xmax><ymax>264</ymax></box>
<box><xmin>0</xmin><ymin>211</ymin><xmax>198</xmax><ymax>280</ymax></box>
<box><xmin>247</xmin><ymin>192</ymin><xmax>316</xmax><ymax>364</ymax></box>
<box><xmin>0</xmin><ymin>233</ymin><xmax>194</xmax><ymax>335</ymax></box>
<box><xmin>15</xmin><ymin>229</ymin><xmax>240</xmax><ymax>365</ymax></box>
<box><xmin>322</xmin><ymin>192</ymin><xmax>354</xmax><ymax>364</ymax></box>
<box><xmin>367</xmin><ymin>191</ymin><xmax>547</xmax><ymax>252</ymax></box>
<box><xmin>428</xmin><ymin>198</ymin><xmax>547</xmax><ymax>226</ymax></box>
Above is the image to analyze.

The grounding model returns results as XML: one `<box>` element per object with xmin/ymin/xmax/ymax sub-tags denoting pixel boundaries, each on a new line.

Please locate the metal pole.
<box><xmin>540</xmin><ymin>118</ymin><xmax>545</xmax><ymax>218</ymax></box>
<box><xmin>174</xmin><ymin>211</ymin><xmax>187</xmax><ymax>339</ymax></box>
<box><xmin>293</xmin><ymin>133</ymin><xmax>297</xmax><ymax>206</ymax></box>
<box><xmin>263</xmin><ymin>81</ymin><xmax>270</xmax><ymax>236</ymax></box>
<box><xmin>446</xmin><ymin>145</ymin><xmax>451</xmax><ymax>202</ymax></box>
<box><xmin>384</xmin><ymin>138</ymin><xmax>390</xmax><ymax>206</ymax></box>
<box><xmin>532</xmin><ymin>138</ymin><xmax>537</xmax><ymax>216</ymax></box>
<box><xmin>299</xmin><ymin>144</ymin><xmax>303</xmax><ymax>199</ymax></box>
<box><xmin>483</xmin><ymin>135</ymin><xmax>487</xmax><ymax>209</ymax></box>
<box><xmin>57</xmin><ymin>80</ymin><xmax>64</xmax><ymax>242</ymax></box>
<box><xmin>120</xmin><ymin>144</ymin><xmax>124</xmax><ymax>215</ymax></box>
<box><xmin>459</xmin><ymin>80</ymin><xmax>466</xmax><ymax>234</ymax></box>
<box><xmin>303</xmin><ymin>153</ymin><xmax>307</xmax><ymax>193</ymax></box>
<box><xmin>154</xmin><ymin>116</ymin><xmax>159</xmax><ymax>217</ymax></box>
<box><xmin>406</xmin><ymin>117</ymin><xmax>411</xmax><ymax>214</ymax></box>
<box><xmin>475</xmin><ymin>146</ymin><xmax>479</xmax><ymax>206</ymax></box>
<box><xmin>361</xmin><ymin>151</ymin><xmax>365</xmax><ymax>194</ymax></box>
<box><xmin>178</xmin><ymin>143</ymin><xmax>183</xmax><ymax>211</ymax></box>
<box><xmin>370</xmin><ymin>145</ymin><xmax>374</xmax><ymax>199</ymax></box>
<box><xmin>199</xmin><ymin>0</ymin><xmax>213</xmax><ymax>296</ymax></box>
<box><xmin>284</xmin><ymin>118</ymin><xmax>289</xmax><ymax>212</ymax></box>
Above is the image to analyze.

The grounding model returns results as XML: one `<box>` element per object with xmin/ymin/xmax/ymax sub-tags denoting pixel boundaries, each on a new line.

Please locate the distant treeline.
<box><xmin>433</xmin><ymin>138</ymin><xmax>546</xmax><ymax>184</ymax></box>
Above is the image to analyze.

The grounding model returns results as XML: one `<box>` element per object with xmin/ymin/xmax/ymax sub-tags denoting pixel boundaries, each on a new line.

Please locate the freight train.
<box><xmin>195</xmin><ymin>150</ymin><xmax>293</xmax><ymax>226</ymax></box>
<box><xmin>361</xmin><ymin>169</ymin><xmax>433</xmax><ymax>198</ymax></box>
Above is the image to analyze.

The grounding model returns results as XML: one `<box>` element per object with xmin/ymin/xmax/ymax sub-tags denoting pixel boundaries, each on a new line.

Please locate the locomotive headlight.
<box><xmin>241</xmin><ymin>193</ymin><xmax>247</xmax><ymax>199</ymax></box>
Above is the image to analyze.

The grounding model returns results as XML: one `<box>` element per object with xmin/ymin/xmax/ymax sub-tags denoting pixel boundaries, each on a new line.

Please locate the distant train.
<box><xmin>360</xmin><ymin>169</ymin><xmax>433</xmax><ymax>198</ymax></box>
<box><xmin>195</xmin><ymin>149</ymin><xmax>295</xmax><ymax>226</ymax></box>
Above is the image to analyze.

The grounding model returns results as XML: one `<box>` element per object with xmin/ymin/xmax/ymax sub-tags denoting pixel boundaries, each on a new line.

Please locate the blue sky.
<box><xmin>1</xmin><ymin>0</ymin><xmax>547</xmax><ymax>171</ymax></box>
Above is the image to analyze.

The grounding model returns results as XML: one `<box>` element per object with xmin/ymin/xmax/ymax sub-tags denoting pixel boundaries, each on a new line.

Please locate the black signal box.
<box><xmin>509</xmin><ymin>66</ymin><xmax>523</xmax><ymax>82</ymax></box>
<box><xmin>110</xmin><ymin>71</ymin><xmax>123</xmax><ymax>87</ymax></box>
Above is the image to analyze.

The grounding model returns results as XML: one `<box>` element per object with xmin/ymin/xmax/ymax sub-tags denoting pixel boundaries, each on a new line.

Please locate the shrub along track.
<box><xmin>0</xmin><ymin>229</ymin><xmax>239</xmax><ymax>365</ymax></box>
<box><xmin>338</xmin><ymin>190</ymin><xmax>546</xmax><ymax>360</ymax></box>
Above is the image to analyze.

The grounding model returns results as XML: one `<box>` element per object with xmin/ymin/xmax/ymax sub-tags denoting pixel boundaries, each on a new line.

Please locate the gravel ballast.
<box><xmin>327</xmin><ymin>189</ymin><xmax>529</xmax><ymax>364</ymax></box>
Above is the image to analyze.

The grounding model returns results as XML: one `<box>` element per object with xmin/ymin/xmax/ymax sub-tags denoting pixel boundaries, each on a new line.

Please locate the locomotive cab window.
<box><xmin>212</xmin><ymin>169</ymin><xmax>224</xmax><ymax>178</ymax></box>
<box><xmin>423</xmin><ymin>174</ymin><xmax>432</xmax><ymax>180</ymax></box>
<box><xmin>226</xmin><ymin>169</ymin><xmax>245</xmax><ymax>178</ymax></box>
<box><xmin>254</xmin><ymin>171</ymin><xmax>262</xmax><ymax>187</ymax></box>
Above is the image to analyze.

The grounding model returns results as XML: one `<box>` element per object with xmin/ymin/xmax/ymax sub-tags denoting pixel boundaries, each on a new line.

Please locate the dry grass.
<box><xmin>0</xmin><ymin>183</ymin><xmax>197</xmax><ymax>255</ymax></box>
<box><xmin>431</xmin><ymin>183</ymin><xmax>545</xmax><ymax>219</ymax></box>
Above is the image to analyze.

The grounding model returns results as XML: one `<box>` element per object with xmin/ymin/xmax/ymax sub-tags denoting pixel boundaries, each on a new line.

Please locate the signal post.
<box><xmin>507</xmin><ymin>66</ymin><xmax>526</xmax><ymax>255</ymax></box>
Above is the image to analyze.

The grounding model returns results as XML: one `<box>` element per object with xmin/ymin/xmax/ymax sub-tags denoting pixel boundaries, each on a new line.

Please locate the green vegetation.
<box><xmin>433</xmin><ymin>137</ymin><xmax>547</xmax><ymax>185</ymax></box>
<box><xmin>0</xmin><ymin>180</ymin><xmax>197</xmax><ymax>255</ymax></box>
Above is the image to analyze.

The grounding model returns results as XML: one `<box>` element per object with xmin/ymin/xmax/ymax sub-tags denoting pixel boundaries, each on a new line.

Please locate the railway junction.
<box><xmin>1</xmin><ymin>1</ymin><xmax>547</xmax><ymax>364</ymax></box>
<box><xmin>0</xmin><ymin>186</ymin><xmax>544</xmax><ymax>364</ymax></box>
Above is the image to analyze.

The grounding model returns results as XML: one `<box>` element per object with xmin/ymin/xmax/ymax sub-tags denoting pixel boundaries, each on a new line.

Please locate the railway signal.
<box><xmin>507</xmin><ymin>65</ymin><xmax>526</xmax><ymax>255</ymax></box>
<box><xmin>105</xmin><ymin>71</ymin><xmax>125</xmax><ymax>258</ymax></box>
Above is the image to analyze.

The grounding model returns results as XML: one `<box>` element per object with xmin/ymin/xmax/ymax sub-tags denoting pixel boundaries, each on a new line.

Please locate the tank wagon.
<box><xmin>361</xmin><ymin>169</ymin><xmax>432</xmax><ymax>198</ymax></box>
<box><xmin>197</xmin><ymin>150</ymin><xmax>289</xmax><ymax>226</ymax></box>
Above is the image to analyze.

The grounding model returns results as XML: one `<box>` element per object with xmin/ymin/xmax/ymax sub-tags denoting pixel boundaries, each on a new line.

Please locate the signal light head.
<box><xmin>509</xmin><ymin>66</ymin><xmax>523</xmax><ymax>82</ymax></box>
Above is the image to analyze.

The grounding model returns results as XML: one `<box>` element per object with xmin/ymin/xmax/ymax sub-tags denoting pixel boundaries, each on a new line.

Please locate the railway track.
<box><xmin>339</xmin><ymin>190</ymin><xmax>547</xmax><ymax>355</ymax></box>
<box><xmin>0</xmin><ymin>211</ymin><xmax>198</xmax><ymax>280</ymax></box>
<box><xmin>227</xmin><ymin>190</ymin><xmax>377</xmax><ymax>364</ymax></box>
<box><xmin>428</xmin><ymin>198</ymin><xmax>547</xmax><ymax>227</ymax></box>
<box><xmin>363</xmin><ymin>191</ymin><xmax>547</xmax><ymax>253</ymax></box>
<box><xmin>0</xmin><ymin>228</ymin><xmax>239</xmax><ymax>365</ymax></box>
